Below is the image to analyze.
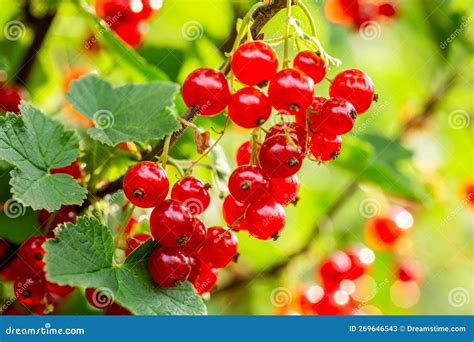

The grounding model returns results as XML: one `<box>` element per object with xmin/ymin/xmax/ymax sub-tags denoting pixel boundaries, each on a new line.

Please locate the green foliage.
<box><xmin>66</xmin><ymin>75</ymin><xmax>181</xmax><ymax>146</ymax></box>
<box><xmin>44</xmin><ymin>217</ymin><xmax>206</xmax><ymax>315</ymax></box>
<box><xmin>0</xmin><ymin>102</ymin><xmax>87</xmax><ymax>211</ymax></box>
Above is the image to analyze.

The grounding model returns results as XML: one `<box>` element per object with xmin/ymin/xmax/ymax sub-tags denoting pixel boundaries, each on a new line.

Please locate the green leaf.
<box><xmin>66</xmin><ymin>75</ymin><xmax>181</xmax><ymax>146</ymax></box>
<box><xmin>0</xmin><ymin>102</ymin><xmax>87</xmax><ymax>211</ymax></box>
<box><xmin>44</xmin><ymin>217</ymin><xmax>206</xmax><ymax>316</ymax></box>
<box><xmin>334</xmin><ymin>134</ymin><xmax>426</xmax><ymax>201</ymax></box>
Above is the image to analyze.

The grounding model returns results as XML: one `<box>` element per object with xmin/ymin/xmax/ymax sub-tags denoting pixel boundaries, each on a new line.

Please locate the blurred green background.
<box><xmin>0</xmin><ymin>0</ymin><xmax>473</xmax><ymax>315</ymax></box>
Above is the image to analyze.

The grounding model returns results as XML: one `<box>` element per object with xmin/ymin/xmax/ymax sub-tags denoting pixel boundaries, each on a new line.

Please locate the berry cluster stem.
<box><xmin>283</xmin><ymin>0</ymin><xmax>293</xmax><ymax>68</ymax></box>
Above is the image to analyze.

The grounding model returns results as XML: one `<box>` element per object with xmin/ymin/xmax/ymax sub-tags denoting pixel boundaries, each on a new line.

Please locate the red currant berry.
<box><xmin>171</xmin><ymin>176</ymin><xmax>210</xmax><ymax>215</ymax></box>
<box><xmin>124</xmin><ymin>216</ymin><xmax>138</xmax><ymax>235</ymax></box>
<box><xmin>105</xmin><ymin>303</ymin><xmax>131</xmax><ymax>315</ymax></box>
<box><xmin>46</xmin><ymin>281</ymin><xmax>75</xmax><ymax>297</ymax></box>
<box><xmin>397</xmin><ymin>260</ymin><xmax>422</xmax><ymax>282</ymax></box>
<box><xmin>266</xmin><ymin>122</ymin><xmax>307</xmax><ymax>151</ymax></box>
<box><xmin>228</xmin><ymin>87</ymin><xmax>271</xmax><ymax>128</ymax></box>
<box><xmin>149</xmin><ymin>247</ymin><xmax>190</xmax><ymax>287</ymax></box>
<box><xmin>329</xmin><ymin>69</ymin><xmax>375</xmax><ymax>114</ymax></box>
<box><xmin>258</xmin><ymin>134</ymin><xmax>305</xmax><ymax>178</ymax></box>
<box><xmin>310</xmin><ymin>132</ymin><xmax>342</xmax><ymax>162</ymax></box>
<box><xmin>150</xmin><ymin>200</ymin><xmax>195</xmax><ymax>247</ymax></box>
<box><xmin>182</xmin><ymin>68</ymin><xmax>230</xmax><ymax>116</ymax></box>
<box><xmin>85</xmin><ymin>287</ymin><xmax>114</xmax><ymax>309</ymax></box>
<box><xmin>123</xmin><ymin>161</ymin><xmax>169</xmax><ymax>208</ymax></box>
<box><xmin>293</xmin><ymin>51</ymin><xmax>327</xmax><ymax>84</ymax></box>
<box><xmin>197</xmin><ymin>227</ymin><xmax>238</xmax><ymax>268</ymax></box>
<box><xmin>18</xmin><ymin>236</ymin><xmax>47</xmax><ymax>270</ymax></box>
<box><xmin>245</xmin><ymin>198</ymin><xmax>286</xmax><ymax>240</ymax></box>
<box><xmin>192</xmin><ymin>263</ymin><xmax>217</xmax><ymax>295</ymax></box>
<box><xmin>38</xmin><ymin>206</ymin><xmax>77</xmax><ymax>236</ymax></box>
<box><xmin>50</xmin><ymin>161</ymin><xmax>83</xmax><ymax>180</ymax></box>
<box><xmin>378</xmin><ymin>2</ymin><xmax>397</xmax><ymax>17</ymax></box>
<box><xmin>14</xmin><ymin>275</ymin><xmax>46</xmax><ymax>306</ymax></box>
<box><xmin>132</xmin><ymin>0</ymin><xmax>163</xmax><ymax>20</ymax></box>
<box><xmin>268</xmin><ymin>175</ymin><xmax>299</xmax><ymax>206</ymax></box>
<box><xmin>0</xmin><ymin>85</ymin><xmax>22</xmax><ymax>114</ymax></box>
<box><xmin>230</xmin><ymin>41</ymin><xmax>278</xmax><ymax>86</ymax></box>
<box><xmin>312</xmin><ymin>290</ymin><xmax>353</xmax><ymax>315</ymax></box>
<box><xmin>0</xmin><ymin>258</ymin><xmax>29</xmax><ymax>281</ymax></box>
<box><xmin>319</xmin><ymin>98</ymin><xmax>356</xmax><ymax>135</ymax></box>
<box><xmin>222</xmin><ymin>195</ymin><xmax>248</xmax><ymax>231</ymax></box>
<box><xmin>344</xmin><ymin>245</ymin><xmax>375</xmax><ymax>280</ymax></box>
<box><xmin>236</xmin><ymin>141</ymin><xmax>259</xmax><ymax>166</ymax></box>
<box><xmin>125</xmin><ymin>233</ymin><xmax>151</xmax><ymax>256</ymax></box>
<box><xmin>364</xmin><ymin>216</ymin><xmax>405</xmax><ymax>250</ymax></box>
<box><xmin>187</xmin><ymin>254</ymin><xmax>201</xmax><ymax>283</ymax></box>
<box><xmin>228</xmin><ymin>165</ymin><xmax>269</xmax><ymax>204</ymax></box>
<box><xmin>181</xmin><ymin>218</ymin><xmax>207</xmax><ymax>254</ymax></box>
<box><xmin>112</xmin><ymin>19</ymin><xmax>143</xmax><ymax>47</ymax></box>
<box><xmin>268</xmin><ymin>69</ymin><xmax>314</xmax><ymax>115</ymax></box>
<box><xmin>318</xmin><ymin>251</ymin><xmax>352</xmax><ymax>290</ymax></box>
<box><xmin>295</xmin><ymin>96</ymin><xmax>327</xmax><ymax>134</ymax></box>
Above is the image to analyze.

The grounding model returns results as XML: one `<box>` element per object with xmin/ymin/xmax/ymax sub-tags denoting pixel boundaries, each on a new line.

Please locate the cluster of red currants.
<box><xmin>123</xmin><ymin>161</ymin><xmax>238</xmax><ymax>293</ymax></box>
<box><xmin>0</xmin><ymin>84</ymin><xmax>23</xmax><ymax>114</ymax></box>
<box><xmin>94</xmin><ymin>0</ymin><xmax>163</xmax><ymax>47</ymax></box>
<box><xmin>181</xmin><ymin>40</ymin><xmax>375</xmax><ymax>240</ymax></box>
<box><xmin>324</xmin><ymin>0</ymin><xmax>397</xmax><ymax>28</ymax></box>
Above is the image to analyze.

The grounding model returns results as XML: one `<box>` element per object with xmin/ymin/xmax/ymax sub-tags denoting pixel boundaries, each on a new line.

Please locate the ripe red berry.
<box><xmin>123</xmin><ymin>161</ymin><xmax>169</xmax><ymax>208</ymax></box>
<box><xmin>14</xmin><ymin>275</ymin><xmax>46</xmax><ymax>306</ymax></box>
<box><xmin>228</xmin><ymin>165</ymin><xmax>269</xmax><ymax>204</ymax></box>
<box><xmin>197</xmin><ymin>227</ymin><xmax>238</xmax><ymax>268</ymax></box>
<box><xmin>111</xmin><ymin>19</ymin><xmax>143</xmax><ymax>47</ymax></box>
<box><xmin>258</xmin><ymin>134</ymin><xmax>305</xmax><ymax>178</ymax></box>
<box><xmin>149</xmin><ymin>247</ymin><xmax>190</xmax><ymax>287</ymax></box>
<box><xmin>85</xmin><ymin>287</ymin><xmax>114</xmax><ymax>309</ymax></box>
<box><xmin>0</xmin><ymin>85</ymin><xmax>22</xmax><ymax>113</ymax></box>
<box><xmin>192</xmin><ymin>263</ymin><xmax>217</xmax><ymax>295</ymax></box>
<box><xmin>150</xmin><ymin>200</ymin><xmax>195</xmax><ymax>247</ymax></box>
<box><xmin>397</xmin><ymin>260</ymin><xmax>422</xmax><ymax>282</ymax></box>
<box><xmin>132</xmin><ymin>0</ymin><xmax>163</xmax><ymax>20</ymax></box>
<box><xmin>318</xmin><ymin>98</ymin><xmax>356</xmax><ymax>135</ymax></box>
<box><xmin>245</xmin><ymin>198</ymin><xmax>286</xmax><ymax>240</ymax></box>
<box><xmin>228</xmin><ymin>87</ymin><xmax>272</xmax><ymax>128</ymax></box>
<box><xmin>124</xmin><ymin>216</ymin><xmax>138</xmax><ymax>235</ymax></box>
<box><xmin>187</xmin><ymin>254</ymin><xmax>201</xmax><ymax>283</ymax></box>
<box><xmin>171</xmin><ymin>176</ymin><xmax>210</xmax><ymax>215</ymax></box>
<box><xmin>125</xmin><ymin>233</ymin><xmax>151</xmax><ymax>256</ymax></box>
<box><xmin>38</xmin><ymin>205</ymin><xmax>77</xmax><ymax>236</ymax></box>
<box><xmin>293</xmin><ymin>51</ymin><xmax>327</xmax><ymax>84</ymax></box>
<box><xmin>329</xmin><ymin>69</ymin><xmax>375</xmax><ymax>114</ymax></box>
<box><xmin>222</xmin><ymin>195</ymin><xmax>248</xmax><ymax>231</ymax></box>
<box><xmin>182</xmin><ymin>68</ymin><xmax>230</xmax><ymax>116</ymax></box>
<box><xmin>312</xmin><ymin>290</ymin><xmax>353</xmax><ymax>315</ymax></box>
<box><xmin>46</xmin><ymin>281</ymin><xmax>75</xmax><ymax>297</ymax></box>
<box><xmin>230</xmin><ymin>41</ymin><xmax>278</xmax><ymax>86</ymax></box>
<box><xmin>365</xmin><ymin>216</ymin><xmax>406</xmax><ymax>250</ymax></box>
<box><xmin>268</xmin><ymin>69</ymin><xmax>314</xmax><ymax>115</ymax></box>
<box><xmin>105</xmin><ymin>303</ymin><xmax>131</xmax><ymax>315</ymax></box>
<box><xmin>266</xmin><ymin>122</ymin><xmax>307</xmax><ymax>151</ymax></box>
<box><xmin>18</xmin><ymin>236</ymin><xmax>47</xmax><ymax>270</ymax></box>
<box><xmin>268</xmin><ymin>175</ymin><xmax>299</xmax><ymax>206</ymax></box>
<box><xmin>318</xmin><ymin>251</ymin><xmax>352</xmax><ymax>290</ymax></box>
<box><xmin>181</xmin><ymin>218</ymin><xmax>207</xmax><ymax>254</ymax></box>
<box><xmin>344</xmin><ymin>245</ymin><xmax>375</xmax><ymax>280</ymax></box>
<box><xmin>378</xmin><ymin>2</ymin><xmax>397</xmax><ymax>17</ymax></box>
<box><xmin>236</xmin><ymin>141</ymin><xmax>257</xmax><ymax>166</ymax></box>
<box><xmin>50</xmin><ymin>161</ymin><xmax>83</xmax><ymax>180</ymax></box>
<box><xmin>295</xmin><ymin>96</ymin><xmax>327</xmax><ymax>134</ymax></box>
<box><xmin>310</xmin><ymin>132</ymin><xmax>342</xmax><ymax>162</ymax></box>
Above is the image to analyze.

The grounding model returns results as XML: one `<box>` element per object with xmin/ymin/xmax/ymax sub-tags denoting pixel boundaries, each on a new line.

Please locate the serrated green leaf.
<box><xmin>0</xmin><ymin>102</ymin><xmax>87</xmax><ymax>211</ymax></box>
<box><xmin>44</xmin><ymin>217</ymin><xmax>206</xmax><ymax>316</ymax></box>
<box><xmin>66</xmin><ymin>75</ymin><xmax>181</xmax><ymax>146</ymax></box>
<box><xmin>334</xmin><ymin>134</ymin><xmax>425</xmax><ymax>201</ymax></box>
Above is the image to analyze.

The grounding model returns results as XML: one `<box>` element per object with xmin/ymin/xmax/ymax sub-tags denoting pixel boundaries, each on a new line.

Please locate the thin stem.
<box><xmin>283</xmin><ymin>0</ymin><xmax>292</xmax><ymax>68</ymax></box>
<box><xmin>298</xmin><ymin>0</ymin><xmax>317</xmax><ymax>37</ymax></box>
<box><xmin>230</xmin><ymin>2</ymin><xmax>263</xmax><ymax>53</ymax></box>
<box><xmin>114</xmin><ymin>203</ymin><xmax>134</xmax><ymax>252</ymax></box>
<box><xmin>167</xmin><ymin>157</ymin><xmax>185</xmax><ymax>177</ymax></box>
<box><xmin>250</xmin><ymin>128</ymin><xmax>260</xmax><ymax>165</ymax></box>
<box><xmin>160</xmin><ymin>134</ymin><xmax>172</xmax><ymax>169</ymax></box>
